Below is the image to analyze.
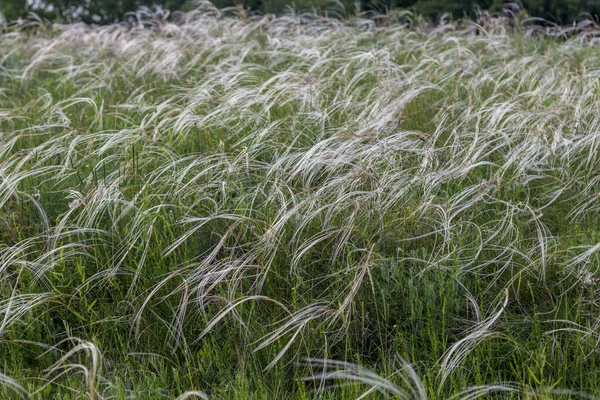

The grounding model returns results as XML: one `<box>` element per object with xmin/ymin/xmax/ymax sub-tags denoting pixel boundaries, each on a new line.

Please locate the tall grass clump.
<box><xmin>1</xmin><ymin>2</ymin><xmax>600</xmax><ymax>398</ymax></box>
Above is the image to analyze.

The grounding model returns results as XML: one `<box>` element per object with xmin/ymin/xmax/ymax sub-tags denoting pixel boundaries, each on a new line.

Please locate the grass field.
<box><xmin>1</xmin><ymin>3</ymin><xmax>600</xmax><ymax>399</ymax></box>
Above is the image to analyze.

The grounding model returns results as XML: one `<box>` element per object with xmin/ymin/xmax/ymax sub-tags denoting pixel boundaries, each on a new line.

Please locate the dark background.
<box><xmin>2</xmin><ymin>0</ymin><xmax>600</xmax><ymax>26</ymax></box>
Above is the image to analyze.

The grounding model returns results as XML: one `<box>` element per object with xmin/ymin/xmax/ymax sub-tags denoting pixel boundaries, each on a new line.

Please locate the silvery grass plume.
<box><xmin>305</xmin><ymin>355</ymin><xmax>600</xmax><ymax>399</ymax></box>
<box><xmin>0</xmin><ymin>372</ymin><xmax>28</xmax><ymax>399</ymax></box>
<box><xmin>37</xmin><ymin>338</ymin><xmax>103</xmax><ymax>400</ymax></box>
<box><xmin>1</xmin><ymin>1</ymin><xmax>600</xmax><ymax>397</ymax></box>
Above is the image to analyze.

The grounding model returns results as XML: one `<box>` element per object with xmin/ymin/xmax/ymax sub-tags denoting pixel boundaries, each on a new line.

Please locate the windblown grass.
<box><xmin>1</xmin><ymin>3</ymin><xmax>600</xmax><ymax>398</ymax></box>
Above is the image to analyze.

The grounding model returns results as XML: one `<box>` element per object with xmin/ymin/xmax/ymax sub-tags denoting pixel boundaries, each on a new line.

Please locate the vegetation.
<box><xmin>3</xmin><ymin>0</ymin><xmax>600</xmax><ymax>24</ymax></box>
<box><xmin>1</xmin><ymin>3</ymin><xmax>600</xmax><ymax>399</ymax></box>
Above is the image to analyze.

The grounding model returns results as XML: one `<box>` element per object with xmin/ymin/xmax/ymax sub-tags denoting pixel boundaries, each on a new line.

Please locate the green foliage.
<box><xmin>2</xmin><ymin>0</ymin><xmax>600</xmax><ymax>24</ymax></box>
<box><xmin>2</xmin><ymin>7</ymin><xmax>600</xmax><ymax>400</ymax></box>
<box><xmin>0</xmin><ymin>0</ymin><xmax>27</xmax><ymax>22</ymax></box>
<box><xmin>1</xmin><ymin>0</ymin><xmax>194</xmax><ymax>24</ymax></box>
<box><xmin>33</xmin><ymin>0</ymin><xmax>170</xmax><ymax>24</ymax></box>
<box><xmin>521</xmin><ymin>0</ymin><xmax>595</xmax><ymax>23</ymax></box>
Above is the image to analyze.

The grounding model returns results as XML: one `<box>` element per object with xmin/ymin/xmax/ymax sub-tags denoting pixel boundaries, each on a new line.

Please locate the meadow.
<box><xmin>1</xmin><ymin>3</ymin><xmax>600</xmax><ymax>398</ymax></box>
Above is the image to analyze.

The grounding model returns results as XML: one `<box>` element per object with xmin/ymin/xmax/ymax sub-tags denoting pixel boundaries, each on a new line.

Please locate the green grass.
<box><xmin>1</xmin><ymin>5</ymin><xmax>600</xmax><ymax>399</ymax></box>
